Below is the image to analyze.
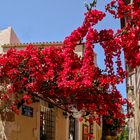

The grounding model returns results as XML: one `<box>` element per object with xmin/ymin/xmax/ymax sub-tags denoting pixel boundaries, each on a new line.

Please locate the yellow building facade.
<box><xmin>1</xmin><ymin>100</ymin><xmax>102</xmax><ymax>140</ymax></box>
<box><xmin>0</xmin><ymin>27</ymin><xmax>102</xmax><ymax>140</ymax></box>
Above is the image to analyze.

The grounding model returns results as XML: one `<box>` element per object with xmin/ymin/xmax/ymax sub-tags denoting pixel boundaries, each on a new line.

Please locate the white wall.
<box><xmin>0</xmin><ymin>27</ymin><xmax>20</xmax><ymax>53</ymax></box>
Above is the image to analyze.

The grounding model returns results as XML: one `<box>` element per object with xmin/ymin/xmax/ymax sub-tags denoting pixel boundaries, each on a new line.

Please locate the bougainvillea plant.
<box><xmin>0</xmin><ymin>0</ymin><xmax>139</xmax><ymax>130</ymax></box>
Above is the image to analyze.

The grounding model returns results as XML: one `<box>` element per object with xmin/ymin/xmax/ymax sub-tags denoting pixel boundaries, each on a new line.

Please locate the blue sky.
<box><xmin>0</xmin><ymin>0</ymin><xmax>126</xmax><ymax>97</ymax></box>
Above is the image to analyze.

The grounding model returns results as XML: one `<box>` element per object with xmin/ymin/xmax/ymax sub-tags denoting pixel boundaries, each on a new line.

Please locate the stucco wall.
<box><xmin>5</xmin><ymin>103</ymin><xmax>40</xmax><ymax>140</ymax></box>
<box><xmin>127</xmin><ymin>67</ymin><xmax>140</xmax><ymax>140</ymax></box>
<box><xmin>0</xmin><ymin>27</ymin><xmax>20</xmax><ymax>53</ymax></box>
<box><xmin>55</xmin><ymin>108</ymin><xmax>68</xmax><ymax>140</ymax></box>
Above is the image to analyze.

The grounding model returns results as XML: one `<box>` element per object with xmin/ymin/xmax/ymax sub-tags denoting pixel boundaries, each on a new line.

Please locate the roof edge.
<box><xmin>2</xmin><ymin>41</ymin><xmax>63</xmax><ymax>48</ymax></box>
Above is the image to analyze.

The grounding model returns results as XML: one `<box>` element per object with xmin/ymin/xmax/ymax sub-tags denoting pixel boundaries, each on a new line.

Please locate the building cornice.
<box><xmin>1</xmin><ymin>41</ymin><xmax>63</xmax><ymax>48</ymax></box>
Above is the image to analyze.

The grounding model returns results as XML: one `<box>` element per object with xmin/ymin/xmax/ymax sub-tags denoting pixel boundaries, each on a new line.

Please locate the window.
<box><xmin>69</xmin><ymin>116</ymin><xmax>75</xmax><ymax>140</ymax></box>
<box><xmin>40</xmin><ymin>108</ymin><xmax>55</xmax><ymax>140</ymax></box>
<box><xmin>82</xmin><ymin>124</ymin><xmax>88</xmax><ymax>140</ymax></box>
<box><xmin>89</xmin><ymin>123</ymin><xmax>94</xmax><ymax>140</ymax></box>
